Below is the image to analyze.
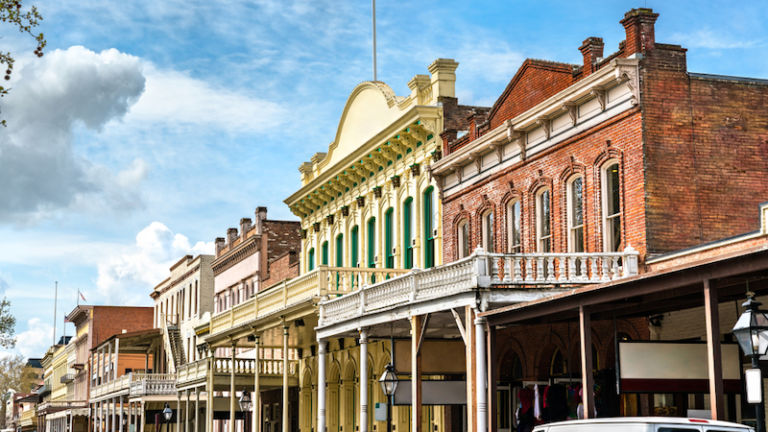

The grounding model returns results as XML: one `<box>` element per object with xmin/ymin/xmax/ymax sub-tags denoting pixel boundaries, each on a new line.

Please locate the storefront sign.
<box><xmin>746</xmin><ymin>368</ymin><xmax>762</xmax><ymax>403</ymax></box>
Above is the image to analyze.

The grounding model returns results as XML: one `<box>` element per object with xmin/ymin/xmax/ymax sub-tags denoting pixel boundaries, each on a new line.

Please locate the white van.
<box><xmin>532</xmin><ymin>417</ymin><xmax>754</xmax><ymax>432</ymax></box>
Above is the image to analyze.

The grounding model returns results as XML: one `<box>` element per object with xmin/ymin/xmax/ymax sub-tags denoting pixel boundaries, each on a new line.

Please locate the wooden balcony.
<box><xmin>90</xmin><ymin>373</ymin><xmax>177</xmax><ymax>401</ymax></box>
<box><xmin>209</xmin><ymin>266</ymin><xmax>410</xmax><ymax>338</ymax></box>
<box><xmin>176</xmin><ymin>357</ymin><xmax>299</xmax><ymax>390</ymax></box>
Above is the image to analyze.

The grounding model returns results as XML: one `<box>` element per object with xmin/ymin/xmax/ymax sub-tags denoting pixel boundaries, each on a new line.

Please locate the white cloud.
<box><xmin>670</xmin><ymin>29</ymin><xmax>762</xmax><ymax>50</ymax></box>
<box><xmin>123</xmin><ymin>64</ymin><xmax>287</xmax><ymax>132</ymax></box>
<box><xmin>95</xmin><ymin>222</ymin><xmax>213</xmax><ymax>305</ymax></box>
<box><xmin>0</xmin><ymin>46</ymin><xmax>147</xmax><ymax>223</ymax></box>
<box><xmin>15</xmin><ymin>318</ymin><xmax>53</xmax><ymax>359</ymax></box>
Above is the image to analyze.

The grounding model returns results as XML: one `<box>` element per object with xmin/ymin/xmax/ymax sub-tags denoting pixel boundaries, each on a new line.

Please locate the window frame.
<box><xmin>601</xmin><ymin>160</ymin><xmax>622</xmax><ymax>252</ymax></box>
<box><xmin>321</xmin><ymin>241</ymin><xmax>329</xmax><ymax>265</ymax></box>
<box><xmin>481</xmin><ymin>209</ymin><xmax>495</xmax><ymax>252</ymax></box>
<box><xmin>536</xmin><ymin>188</ymin><xmax>552</xmax><ymax>253</ymax></box>
<box><xmin>384</xmin><ymin>208</ymin><xmax>394</xmax><ymax>268</ymax></box>
<box><xmin>335</xmin><ymin>233</ymin><xmax>344</xmax><ymax>267</ymax></box>
<box><xmin>403</xmin><ymin>197</ymin><xmax>414</xmax><ymax>269</ymax></box>
<box><xmin>423</xmin><ymin>186</ymin><xmax>436</xmax><ymax>269</ymax></box>
<box><xmin>506</xmin><ymin>199</ymin><xmax>522</xmax><ymax>253</ymax></box>
<box><xmin>457</xmin><ymin>218</ymin><xmax>470</xmax><ymax>259</ymax></box>
<box><xmin>566</xmin><ymin>175</ymin><xmax>585</xmax><ymax>253</ymax></box>
<box><xmin>367</xmin><ymin>217</ymin><xmax>376</xmax><ymax>268</ymax></box>
<box><xmin>350</xmin><ymin>225</ymin><xmax>359</xmax><ymax>267</ymax></box>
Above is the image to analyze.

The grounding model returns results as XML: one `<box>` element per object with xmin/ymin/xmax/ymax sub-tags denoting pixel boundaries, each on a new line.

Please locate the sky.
<box><xmin>0</xmin><ymin>0</ymin><xmax>766</xmax><ymax>359</ymax></box>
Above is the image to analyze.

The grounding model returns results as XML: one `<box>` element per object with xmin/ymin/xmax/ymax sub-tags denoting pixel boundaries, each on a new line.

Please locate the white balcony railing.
<box><xmin>319</xmin><ymin>246</ymin><xmax>639</xmax><ymax>328</ymax></box>
<box><xmin>90</xmin><ymin>372</ymin><xmax>177</xmax><ymax>399</ymax></box>
<box><xmin>176</xmin><ymin>357</ymin><xmax>299</xmax><ymax>386</ymax></box>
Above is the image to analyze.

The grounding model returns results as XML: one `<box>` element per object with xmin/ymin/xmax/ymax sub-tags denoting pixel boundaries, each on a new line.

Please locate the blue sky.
<box><xmin>1</xmin><ymin>0</ymin><xmax>766</xmax><ymax>358</ymax></box>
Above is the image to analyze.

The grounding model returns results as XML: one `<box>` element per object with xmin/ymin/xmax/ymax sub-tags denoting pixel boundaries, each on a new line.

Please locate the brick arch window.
<box><xmin>535</xmin><ymin>188</ymin><xmax>552</xmax><ymax>252</ymax></box>
<box><xmin>481</xmin><ymin>208</ymin><xmax>495</xmax><ymax>252</ymax></box>
<box><xmin>456</xmin><ymin>218</ymin><xmax>471</xmax><ymax>259</ymax></box>
<box><xmin>505</xmin><ymin>197</ymin><xmax>522</xmax><ymax>253</ymax></box>
<box><xmin>566</xmin><ymin>175</ymin><xmax>585</xmax><ymax>253</ymax></box>
<box><xmin>601</xmin><ymin>160</ymin><xmax>622</xmax><ymax>252</ymax></box>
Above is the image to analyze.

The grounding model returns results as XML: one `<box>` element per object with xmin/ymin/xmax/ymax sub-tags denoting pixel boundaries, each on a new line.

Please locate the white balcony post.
<box><xmin>475</xmin><ymin>315</ymin><xmax>487</xmax><ymax>432</ymax></box>
<box><xmin>177</xmin><ymin>392</ymin><xmax>182</xmax><ymax>432</ymax></box>
<box><xmin>195</xmin><ymin>387</ymin><xmax>200</xmax><ymax>432</ymax></box>
<box><xmin>282</xmin><ymin>325</ymin><xmax>289</xmax><ymax>432</ymax></box>
<box><xmin>359</xmin><ymin>330</ymin><xmax>368</xmax><ymax>432</ymax></box>
<box><xmin>253</xmin><ymin>334</ymin><xmax>260</xmax><ymax>432</ymax></box>
<box><xmin>623</xmin><ymin>245</ymin><xmax>639</xmax><ymax>277</ymax></box>
<box><xmin>318</xmin><ymin>340</ymin><xmax>327</xmax><ymax>432</ymax></box>
<box><xmin>119</xmin><ymin>395</ymin><xmax>124</xmax><ymax>432</ymax></box>
<box><xmin>186</xmin><ymin>390</ymin><xmax>190</xmax><ymax>432</ymax></box>
<box><xmin>230</xmin><ymin>341</ymin><xmax>237</xmax><ymax>432</ymax></box>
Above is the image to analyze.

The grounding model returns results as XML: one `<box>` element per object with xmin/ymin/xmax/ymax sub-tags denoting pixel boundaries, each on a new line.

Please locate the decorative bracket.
<box><xmin>615</xmin><ymin>62</ymin><xmax>640</xmax><ymax>106</ymax></box>
<box><xmin>536</xmin><ymin>117</ymin><xmax>552</xmax><ymax>140</ymax></box>
<box><xmin>563</xmin><ymin>102</ymin><xmax>578</xmax><ymax>126</ymax></box>
<box><xmin>591</xmin><ymin>88</ymin><xmax>607</xmax><ymax>111</ymax></box>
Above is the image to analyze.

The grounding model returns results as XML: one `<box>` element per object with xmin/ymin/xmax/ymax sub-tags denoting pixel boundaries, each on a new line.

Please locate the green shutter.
<box><xmin>404</xmin><ymin>197</ymin><xmax>413</xmax><ymax>269</ymax></box>
<box><xmin>308</xmin><ymin>248</ymin><xmax>315</xmax><ymax>271</ymax></box>
<box><xmin>321</xmin><ymin>241</ymin><xmax>329</xmax><ymax>265</ymax></box>
<box><xmin>385</xmin><ymin>208</ymin><xmax>394</xmax><ymax>269</ymax></box>
<box><xmin>351</xmin><ymin>226</ymin><xmax>359</xmax><ymax>267</ymax></box>
<box><xmin>336</xmin><ymin>234</ymin><xmax>343</xmax><ymax>266</ymax></box>
<box><xmin>367</xmin><ymin>218</ymin><xmax>376</xmax><ymax>268</ymax></box>
<box><xmin>423</xmin><ymin>187</ymin><xmax>435</xmax><ymax>269</ymax></box>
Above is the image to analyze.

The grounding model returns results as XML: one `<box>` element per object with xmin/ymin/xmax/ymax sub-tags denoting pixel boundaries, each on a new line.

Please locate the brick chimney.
<box><xmin>579</xmin><ymin>37</ymin><xmax>604</xmax><ymax>76</ymax></box>
<box><xmin>215</xmin><ymin>237</ymin><xmax>226</xmax><ymax>255</ymax></box>
<box><xmin>240</xmin><ymin>218</ymin><xmax>252</xmax><ymax>240</ymax></box>
<box><xmin>621</xmin><ymin>8</ymin><xmax>659</xmax><ymax>57</ymax></box>
<box><xmin>227</xmin><ymin>228</ymin><xmax>238</xmax><ymax>245</ymax></box>
<box><xmin>254</xmin><ymin>206</ymin><xmax>268</xmax><ymax>235</ymax></box>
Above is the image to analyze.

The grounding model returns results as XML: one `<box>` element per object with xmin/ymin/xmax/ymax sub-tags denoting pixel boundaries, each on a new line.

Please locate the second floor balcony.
<box><xmin>90</xmin><ymin>372</ymin><xmax>176</xmax><ymax>401</ymax></box>
<box><xmin>176</xmin><ymin>357</ymin><xmax>299</xmax><ymax>389</ymax></box>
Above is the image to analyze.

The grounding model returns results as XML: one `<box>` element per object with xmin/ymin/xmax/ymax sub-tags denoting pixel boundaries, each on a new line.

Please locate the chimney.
<box><xmin>579</xmin><ymin>37</ymin><xmax>604</xmax><ymax>76</ymax></box>
<box><xmin>215</xmin><ymin>237</ymin><xmax>226</xmax><ymax>255</ymax></box>
<box><xmin>227</xmin><ymin>228</ymin><xmax>238</xmax><ymax>245</ymax></box>
<box><xmin>428</xmin><ymin>58</ymin><xmax>459</xmax><ymax>99</ymax></box>
<box><xmin>254</xmin><ymin>206</ymin><xmax>268</xmax><ymax>235</ymax></box>
<box><xmin>621</xmin><ymin>8</ymin><xmax>659</xmax><ymax>57</ymax></box>
<box><xmin>240</xmin><ymin>218</ymin><xmax>252</xmax><ymax>240</ymax></box>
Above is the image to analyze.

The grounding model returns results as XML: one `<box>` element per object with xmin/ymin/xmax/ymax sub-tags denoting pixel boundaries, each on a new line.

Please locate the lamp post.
<box><xmin>732</xmin><ymin>293</ymin><xmax>768</xmax><ymax>432</ymax></box>
<box><xmin>162</xmin><ymin>403</ymin><xmax>173</xmax><ymax>432</ymax></box>
<box><xmin>239</xmin><ymin>391</ymin><xmax>253</xmax><ymax>432</ymax></box>
<box><xmin>379</xmin><ymin>364</ymin><xmax>398</xmax><ymax>432</ymax></box>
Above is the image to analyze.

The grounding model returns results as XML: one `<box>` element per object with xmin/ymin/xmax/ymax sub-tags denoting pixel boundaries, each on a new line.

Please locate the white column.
<box><xmin>119</xmin><ymin>395</ymin><xmax>124</xmax><ymax>432</ymax></box>
<box><xmin>317</xmin><ymin>341</ymin><xmax>327</xmax><ymax>432</ymax></box>
<box><xmin>195</xmin><ymin>387</ymin><xmax>201</xmax><ymax>432</ymax></box>
<box><xmin>178</xmin><ymin>392</ymin><xmax>182</xmax><ymax>432</ymax></box>
<box><xmin>359</xmin><ymin>330</ymin><xmax>368</xmax><ymax>432</ymax></box>
<box><xmin>186</xmin><ymin>390</ymin><xmax>191</xmax><ymax>432</ymax></box>
<box><xmin>253</xmin><ymin>335</ymin><xmax>260</xmax><ymax>432</ymax></box>
<box><xmin>282</xmin><ymin>325</ymin><xmax>289</xmax><ymax>432</ymax></box>
<box><xmin>475</xmin><ymin>315</ymin><xmax>487</xmax><ymax>432</ymax></box>
<box><xmin>106</xmin><ymin>399</ymin><xmax>111</xmax><ymax>432</ymax></box>
<box><xmin>230</xmin><ymin>342</ymin><xmax>237</xmax><ymax>432</ymax></box>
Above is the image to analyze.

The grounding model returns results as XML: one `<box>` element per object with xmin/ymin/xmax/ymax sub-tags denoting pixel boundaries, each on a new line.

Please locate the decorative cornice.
<box><xmin>212</xmin><ymin>237</ymin><xmax>259</xmax><ymax>276</ymax></box>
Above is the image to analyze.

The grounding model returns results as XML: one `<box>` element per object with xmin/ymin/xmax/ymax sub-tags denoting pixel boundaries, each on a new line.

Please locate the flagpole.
<box><xmin>372</xmin><ymin>0</ymin><xmax>377</xmax><ymax>81</ymax></box>
<box><xmin>52</xmin><ymin>281</ymin><xmax>58</xmax><ymax>346</ymax></box>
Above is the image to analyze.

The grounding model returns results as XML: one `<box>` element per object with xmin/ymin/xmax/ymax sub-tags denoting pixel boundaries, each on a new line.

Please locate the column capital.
<box><xmin>474</xmin><ymin>316</ymin><xmax>487</xmax><ymax>326</ymax></box>
<box><xmin>358</xmin><ymin>328</ymin><xmax>368</xmax><ymax>344</ymax></box>
<box><xmin>318</xmin><ymin>340</ymin><xmax>327</xmax><ymax>354</ymax></box>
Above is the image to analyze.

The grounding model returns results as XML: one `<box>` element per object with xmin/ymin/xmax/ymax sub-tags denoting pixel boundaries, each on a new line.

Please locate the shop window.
<box><xmin>506</xmin><ymin>200</ymin><xmax>522</xmax><ymax>253</ymax></box>
<box><xmin>567</xmin><ymin>176</ymin><xmax>585</xmax><ymax>253</ymax></box>
<box><xmin>308</xmin><ymin>248</ymin><xmax>315</xmax><ymax>272</ymax></box>
<box><xmin>482</xmin><ymin>210</ymin><xmax>495</xmax><ymax>252</ymax></box>
<box><xmin>403</xmin><ymin>197</ymin><xmax>414</xmax><ymax>269</ymax></box>
<box><xmin>350</xmin><ymin>225</ymin><xmax>359</xmax><ymax>267</ymax></box>
<box><xmin>602</xmin><ymin>161</ymin><xmax>622</xmax><ymax>252</ymax></box>
<box><xmin>367</xmin><ymin>217</ymin><xmax>376</xmax><ymax>268</ymax></box>
<box><xmin>322</xmin><ymin>241</ymin><xmax>329</xmax><ymax>265</ymax></box>
<box><xmin>423</xmin><ymin>187</ymin><xmax>436</xmax><ymax>268</ymax></box>
<box><xmin>384</xmin><ymin>208</ymin><xmax>394</xmax><ymax>268</ymax></box>
<box><xmin>457</xmin><ymin>219</ymin><xmax>470</xmax><ymax>258</ymax></box>
<box><xmin>536</xmin><ymin>189</ymin><xmax>552</xmax><ymax>252</ymax></box>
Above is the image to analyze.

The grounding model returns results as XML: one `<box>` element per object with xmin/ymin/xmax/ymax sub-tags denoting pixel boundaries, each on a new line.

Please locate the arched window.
<box><xmin>481</xmin><ymin>209</ymin><xmax>495</xmax><ymax>252</ymax></box>
<box><xmin>602</xmin><ymin>161</ymin><xmax>622</xmax><ymax>251</ymax></box>
<box><xmin>403</xmin><ymin>197</ymin><xmax>414</xmax><ymax>269</ymax></box>
<box><xmin>423</xmin><ymin>187</ymin><xmax>436</xmax><ymax>268</ymax></box>
<box><xmin>335</xmin><ymin>234</ymin><xmax>344</xmax><ymax>267</ymax></box>
<box><xmin>567</xmin><ymin>176</ymin><xmax>585</xmax><ymax>253</ymax></box>
<box><xmin>308</xmin><ymin>248</ymin><xmax>315</xmax><ymax>272</ymax></box>
<box><xmin>321</xmin><ymin>241</ymin><xmax>329</xmax><ymax>265</ymax></box>
<box><xmin>384</xmin><ymin>208</ymin><xmax>394</xmax><ymax>268</ymax></box>
<box><xmin>550</xmin><ymin>348</ymin><xmax>566</xmax><ymax>376</ymax></box>
<box><xmin>536</xmin><ymin>189</ymin><xmax>552</xmax><ymax>252</ymax></box>
<box><xmin>367</xmin><ymin>217</ymin><xmax>376</xmax><ymax>268</ymax></box>
<box><xmin>350</xmin><ymin>225</ymin><xmax>359</xmax><ymax>267</ymax></box>
<box><xmin>457</xmin><ymin>219</ymin><xmax>470</xmax><ymax>258</ymax></box>
<box><xmin>506</xmin><ymin>200</ymin><xmax>522</xmax><ymax>253</ymax></box>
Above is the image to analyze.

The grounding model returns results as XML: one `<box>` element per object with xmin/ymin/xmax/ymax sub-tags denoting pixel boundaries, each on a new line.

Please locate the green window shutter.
<box><xmin>423</xmin><ymin>187</ymin><xmax>435</xmax><ymax>269</ymax></box>
<box><xmin>367</xmin><ymin>218</ymin><xmax>376</xmax><ymax>268</ymax></box>
<box><xmin>308</xmin><ymin>248</ymin><xmax>315</xmax><ymax>271</ymax></box>
<box><xmin>335</xmin><ymin>234</ymin><xmax>343</xmax><ymax>267</ymax></box>
<box><xmin>321</xmin><ymin>241</ymin><xmax>329</xmax><ymax>265</ymax></box>
<box><xmin>350</xmin><ymin>226</ymin><xmax>359</xmax><ymax>267</ymax></box>
<box><xmin>404</xmin><ymin>197</ymin><xmax>413</xmax><ymax>269</ymax></box>
<box><xmin>385</xmin><ymin>208</ymin><xmax>394</xmax><ymax>269</ymax></box>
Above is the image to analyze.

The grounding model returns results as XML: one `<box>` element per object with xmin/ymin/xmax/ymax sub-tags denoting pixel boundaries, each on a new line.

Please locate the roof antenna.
<box><xmin>372</xmin><ymin>0</ymin><xmax>377</xmax><ymax>81</ymax></box>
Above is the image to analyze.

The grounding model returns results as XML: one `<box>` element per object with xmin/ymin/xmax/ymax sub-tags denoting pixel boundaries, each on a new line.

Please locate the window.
<box><xmin>602</xmin><ymin>162</ymin><xmax>622</xmax><ymax>251</ymax></box>
<box><xmin>384</xmin><ymin>208</ymin><xmax>394</xmax><ymax>268</ymax></box>
<box><xmin>308</xmin><ymin>248</ymin><xmax>315</xmax><ymax>271</ymax></box>
<box><xmin>506</xmin><ymin>200</ymin><xmax>521</xmax><ymax>253</ymax></box>
<box><xmin>567</xmin><ymin>176</ymin><xmax>585</xmax><ymax>253</ymax></box>
<box><xmin>367</xmin><ymin>217</ymin><xmax>376</xmax><ymax>268</ymax></box>
<box><xmin>335</xmin><ymin>234</ymin><xmax>344</xmax><ymax>267</ymax></box>
<box><xmin>481</xmin><ymin>210</ymin><xmax>495</xmax><ymax>252</ymax></box>
<box><xmin>321</xmin><ymin>241</ymin><xmax>329</xmax><ymax>265</ymax></box>
<box><xmin>423</xmin><ymin>187</ymin><xmax>435</xmax><ymax>268</ymax></box>
<box><xmin>536</xmin><ymin>189</ymin><xmax>552</xmax><ymax>252</ymax></box>
<box><xmin>403</xmin><ymin>197</ymin><xmax>414</xmax><ymax>269</ymax></box>
<box><xmin>350</xmin><ymin>225</ymin><xmax>359</xmax><ymax>267</ymax></box>
<box><xmin>457</xmin><ymin>219</ymin><xmax>470</xmax><ymax>258</ymax></box>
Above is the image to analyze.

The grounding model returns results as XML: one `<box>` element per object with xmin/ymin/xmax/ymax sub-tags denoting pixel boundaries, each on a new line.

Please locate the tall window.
<box><xmin>481</xmin><ymin>210</ymin><xmax>494</xmax><ymax>252</ymax></box>
<box><xmin>602</xmin><ymin>162</ymin><xmax>621</xmax><ymax>251</ymax></box>
<box><xmin>457</xmin><ymin>219</ymin><xmax>470</xmax><ymax>258</ymax></box>
<box><xmin>308</xmin><ymin>248</ymin><xmax>315</xmax><ymax>271</ymax></box>
<box><xmin>321</xmin><ymin>241</ymin><xmax>329</xmax><ymax>265</ymax></box>
<box><xmin>335</xmin><ymin>234</ymin><xmax>344</xmax><ymax>267</ymax></box>
<box><xmin>367</xmin><ymin>218</ymin><xmax>376</xmax><ymax>268</ymax></box>
<box><xmin>384</xmin><ymin>208</ymin><xmax>394</xmax><ymax>268</ymax></box>
<box><xmin>350</xmin><ymin>226</ymin><xmax>359</xmax><ymax>267</ymax></box>
<box><xmin>423</xmin><ymin>187</ymin><xmax>435</xmax><ymax>268</ymax></box>
<box><xmin>403</xmin><ymin>197</ymin><xmax>414</xmax><ymax>269</ymax></box>
<box><xmin>536</xmin><ymin>189</ymin><xmax>552</xmax><ymax>252</ymax></box>
<box><xmin>567</xmin><ymin>176</ymin><xmax>585</xmax><ymax>253</ymax></box>
<box><xmin>506</xmin><ymin>200</ymin><xmax>521</xmax><ymax>253</ymax></box>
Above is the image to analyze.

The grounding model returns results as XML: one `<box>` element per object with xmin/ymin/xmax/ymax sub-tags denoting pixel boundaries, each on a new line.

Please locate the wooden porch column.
<box><xmin>206</xmin><ymin>352</ymin><xmax>214</xmax><ymax>432</ymax></box>
<box><xmin>177</xmin><ymin>391</ymin><xmax>182</xmax><ymax>432</ymax></box>
<box><xmin>185</xmin><ymin>390</ymin><xmax>191</xmax><ymax>432</ymax></box>
<box><xmin>317</xmin><ymin>340</ymin><xmax>327</xmax><ymax>432</ymax></box>
<box><xmin>253</xmin><ymin>334</ymin><xmax>260</xmax><ymax>432</ymax></box>
<box><xmin>579</xmin><ymin>305</ymin><xmax>595</xmax><ymax>419</ymax></box>
<box><xmin>704</xmin><ymin>279</ymin><xmax>725</xmax><ymax>420</ymax></box>
<box><xmin>282</xmin><ymin>325</ymin><xmax>290</xmax><ymax>432</ymax></box>
<box><xmin>411</xmin><ymin>315</ymin><xmax>423</xmax><ymax>432</ymax></box>
<box><xmin>474</xmin><ymin>316</ymin><xmax>487</xmax><ymax>432</ymax></box>
<box><xmin>359</xmin><ymin>329</ymin><xmax>369</xmax><ymax>432</ymax></box>
<box><xmin>140</xmin><ymin>401</ymin><xmax>145</xmax><ymax>432</ymax></box>
<box><xmin>119</xmin><ymin>395</ymin><xmax>124</xmax><ymax>432</ymax></box>
<box><xmin>195</xmin><ymin>387</ymin><xmax>200</xmax><ymax>432</ymax></box>
<box><xmin>230</xmin><ymin>341</ymin><xmax>237</xmax><ymax>432</ymax></box>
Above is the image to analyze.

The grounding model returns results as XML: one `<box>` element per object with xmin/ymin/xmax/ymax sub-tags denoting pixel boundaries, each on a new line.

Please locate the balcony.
<box><xmin>90</xmin><ymin>373</ymin><xmax>177</xmax><ymax>400</ymax></box>
<box><xmin>19</xmin><ymin>409</ymin><xmax>36</xmax><ymax>427</ymax></box>
<box><xmin>60</xmin><ymin>373</ymin><xmax>75</xmax><ymax>384</ymax></box>
<box><xmin>210</xmin><ymin>266</ymin><xmax>410</xmax><ymax>337</ymax></box>
<box><xmin>176</xmin><ymin>357</ymin><xmax>299</xmax><ymax>388</ymax></box>
<box><xmin>319</xmin><ymin>247</ymin><xmax>639</xmax><ymax>330</ymax></box>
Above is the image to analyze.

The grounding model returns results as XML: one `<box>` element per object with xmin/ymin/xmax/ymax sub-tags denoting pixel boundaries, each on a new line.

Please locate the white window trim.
<box><xmin>600</xmin><ymin>160</ymin><xmax>621</xmax><ymax>252</ymax></box>
<box><xmin>535</xmin><ymin>189</ymin><xmax>552</xmax><ymax>252</ymax></box>
<box><xmin>566</xmin><ymin>175</ymin><xmax>585</xmax><ymax>253</ymax></box>
<box><xmin>506</xmin><ymin>200</ymin><xmax>522</xmax><ymax>253</ymax></box>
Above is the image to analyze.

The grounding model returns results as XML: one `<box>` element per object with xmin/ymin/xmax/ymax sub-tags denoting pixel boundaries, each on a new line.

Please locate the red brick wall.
<box><xmin>263</xmin><ymin>220</ymin><xmax>301</xmax><ymax>265</ymax></box>
<box><xmin>641</xmin><ymin>45</ymin><xmax>768</xmax><ymax>254</ymax></box>
<box><xmin>443</xmin><ymin>110</ymin><xmax>647</xmax><ymax>262</ymax></box>
<box><xmin>90</xmin><ymin>306</ymin><xmax>154</xmax><ymax>348</ymax></box>
<box><xmin>262</xmin><ymin>251</ymin><xmax>299</xmax><ymax>289</ymax></box>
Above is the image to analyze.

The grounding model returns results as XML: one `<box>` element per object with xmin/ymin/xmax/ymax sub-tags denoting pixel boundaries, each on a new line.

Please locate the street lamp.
<box><xmin>732</xmin><ymin>293</ymin><xmax>768</xmax><ymax>432</ymax></box>
<box><xmin>162</xmin><ymin>402</ymin><xmax>173</xmax><ymax>432</ymax></box>
<box><xmin>239</xmin><ymin>391</ymin><xmax>253</xmax><ymax>432</ymax></box>
<box><xmin>379</xmin><ymin>364</ymin><xmax>399</xmax><ymax>432</ymax></box>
